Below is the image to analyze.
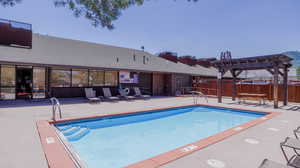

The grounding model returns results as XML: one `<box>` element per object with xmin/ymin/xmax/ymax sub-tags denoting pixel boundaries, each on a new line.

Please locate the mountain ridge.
<box><xmin>282</xmin><ymin>51</ymin><xmax>300</xmax><ymax>67</ymax></box>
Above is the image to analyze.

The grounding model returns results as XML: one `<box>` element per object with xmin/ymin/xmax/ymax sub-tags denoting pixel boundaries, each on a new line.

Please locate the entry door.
<box><xmin>16</xmin><ymin>66</ymin><xmax>33</xmax><ymax>99</ymax></box>
<box><xmin>152</xmin><ymin>73</ymin><xmax>166</xmax><ymax>96</ymax></box>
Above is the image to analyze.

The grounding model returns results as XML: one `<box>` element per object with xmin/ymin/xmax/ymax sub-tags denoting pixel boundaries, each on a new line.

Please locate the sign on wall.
<box><xmin>119</xmin><ymin>71</ymin><xmax>139</xmax><ymax>83</ymax></box>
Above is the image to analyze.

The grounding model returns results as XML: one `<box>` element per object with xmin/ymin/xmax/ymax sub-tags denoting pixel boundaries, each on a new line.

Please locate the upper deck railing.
<box><xmin>0</xmin><ymin>18</ymin><xmax>32</xmax><ymax>48</ymax></box>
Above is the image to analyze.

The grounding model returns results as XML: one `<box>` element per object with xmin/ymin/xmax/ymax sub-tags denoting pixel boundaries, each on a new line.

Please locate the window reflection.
<box><xmin>89</xmin><ymin>70</ymin><xmax>104</xmax><ymax>86</ymax></box>
<box><xmin>72</xmin><ymin>69</ymin><xmax>88</xmax><ymax>87</ymax></box>
<box><xmin>0</xmin><ymin>65</ymin><xmax>16</xmax><ymax>100</ymax></box>
<box><xmin>105</xmin><ymin>71</ymin><xmax>118</xmax><ymax>86</ymax></box>
<box><xmin>33</xmin><ymin>67</ymin><xmax>46</xmax><ymax>98</ymax></box>
<box><xmin>1</xmin><ymin>65</ymin><xmax>15</xmax><ymax>87</ymax></box>
<box><xmin>51</xmin><ymin>69</ymin><xmax>71</xmax><ymax>87</ymax></box>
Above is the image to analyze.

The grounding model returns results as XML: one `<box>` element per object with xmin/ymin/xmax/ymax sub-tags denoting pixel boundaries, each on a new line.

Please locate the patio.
<box><xmin>0</xmin><ymin>96</ymin><xmax>300</xmax><ymax>168</ymax></box>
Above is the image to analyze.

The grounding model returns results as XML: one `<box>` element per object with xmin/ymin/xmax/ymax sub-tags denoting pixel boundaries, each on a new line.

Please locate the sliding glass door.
<box><xmin>0</xmin><ymin>65</ymin><xmax>16</xmax><ymax>100</ymax></box>
<box><xmin>32</xmin><ymin>67</ymin><xmax>46</xmax><ymax>99</ymax></box>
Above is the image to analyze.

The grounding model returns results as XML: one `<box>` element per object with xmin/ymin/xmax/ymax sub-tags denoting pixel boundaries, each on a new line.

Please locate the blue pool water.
<box><xmin>55</xmin><ymin>106</ymin><xmax>265</xmax><ymax>168</ymax></box>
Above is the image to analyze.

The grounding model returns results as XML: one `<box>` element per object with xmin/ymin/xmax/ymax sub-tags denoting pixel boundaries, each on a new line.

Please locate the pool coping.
<box><xmin>36</xmin><ymin>104</ymin><xmax>280</xmax><ymax>168</ymax></box>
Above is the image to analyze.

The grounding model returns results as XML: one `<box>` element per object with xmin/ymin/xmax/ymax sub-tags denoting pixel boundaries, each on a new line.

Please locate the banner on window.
<box><xmin>119</xmin><ymin>71</ymin><xmax>139</xmax><ymax>83</ymax></box>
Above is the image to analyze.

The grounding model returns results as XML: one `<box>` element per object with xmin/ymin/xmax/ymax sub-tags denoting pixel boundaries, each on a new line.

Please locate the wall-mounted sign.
<box><xmin>119</xmin><ymin>71</ymin><xmax>139</xmax><ymax>83</ymax></box>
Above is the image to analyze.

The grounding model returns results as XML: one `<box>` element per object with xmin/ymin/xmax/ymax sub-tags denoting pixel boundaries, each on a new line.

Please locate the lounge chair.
<box><xmin>133</xmin><ymin>87</ymin><xmax>151</xmax><ymax>98</ymax></box>
<box><xmin>280</xmin><ymin>137</ymin><xmax>300</xmax><ymax>167</ymax></box>
<box><xmin>294</xmin><ymin>126</ymin><xmax>300</xmax><ymax>139</ymax></box>
<box><xmin>258</xmin><ymin>159</ymin><xmax>290</xmax><ymax>168</ymax></box>
<box><xmin>119</xmin><ymin>89</ymin><xmax>135</xmax><ymax>100</ymax></box>
<box><xmin>84</xmin><ymin>88</ymin><xmax>101</xmax><ymax>102</ymax></box>
<box><xmin>102</xmin><ymin>88</ymin><xmax>120</xmax><ymax>101</ymax></box>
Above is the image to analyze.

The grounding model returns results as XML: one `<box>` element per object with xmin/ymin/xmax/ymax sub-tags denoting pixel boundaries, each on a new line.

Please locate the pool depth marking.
<box><xmin>268</xmin><ymin>127</ymin><xmax>280</xmax><ymax>132</ymax></box>
<box><xmin>46</xmin><ymin>137</ymin><xmax>55</xmax><ymax>144</ymax></box>
<box><xmin>207</xmin><ymin>159</ymin><xmax>226</xmax><ymax>168</ymax></box>
<box><xmin>233</xmin><ymin>127</ymin><xmax>243</xmax><ymax>131</ymax></box>
<box><xmin>37</xmin><ymin>104</ymin><xmax>280</xmax><ymax>168</ymax></box>
<box><xmin>244</xmin><ymin>138</ymin><xmax>260</xmax><ymax>145</ymax></box>
<box><xmin>181</xmin><ymin>145</ymin><xmax>198</xmax><ymax>152</ymax></box>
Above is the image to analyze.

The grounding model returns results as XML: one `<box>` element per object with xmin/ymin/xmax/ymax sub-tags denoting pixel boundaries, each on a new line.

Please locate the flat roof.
<box><xmin>0</xmin><ymin>34</ymin><xmax>220</xmax><ymax>77</ymax></box>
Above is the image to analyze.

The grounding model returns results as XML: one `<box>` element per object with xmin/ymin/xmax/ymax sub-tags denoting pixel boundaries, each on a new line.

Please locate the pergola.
<box><xmin>212</xmin><ymin>52</ymin><xmax>293</xmax><ymax>108</ymax></box>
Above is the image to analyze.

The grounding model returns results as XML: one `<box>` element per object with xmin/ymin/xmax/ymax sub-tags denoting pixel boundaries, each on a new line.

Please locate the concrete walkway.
<box><xmin>0</xmin><ymin>96</ymin><xmax>300</xmax><ymax>168</ymax></box>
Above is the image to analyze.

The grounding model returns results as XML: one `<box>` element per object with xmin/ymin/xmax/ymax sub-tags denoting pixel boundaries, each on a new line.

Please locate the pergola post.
<box><xmin>283</xmin><ymin>66</ymin><xmax>288</xmax><ymax>106</ymax></box>
<box><xmin>217</xmin><ymin>71</ymin><xmax>223</xmax><ymax>103</ymax></box>
<box><xmin>273</xmin><ymin>66</ymin><xmax>279</xmax><ymax>108</ymax></box>
<box><xmin>231</xmin><ymin>70</ymin><xmax>237</xmax><ymax>101</ymax></box>
<box><xmin>212</xmin><ymin>53</ymin><xmax>292</xmax><ymax>109</ymax></box>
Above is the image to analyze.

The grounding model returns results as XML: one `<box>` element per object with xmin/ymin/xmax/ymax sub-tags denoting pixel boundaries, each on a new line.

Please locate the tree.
<box><xmin>0</xmin><ymin>0</ymin><xmax>198</xmax><ymax>30</ymax></box>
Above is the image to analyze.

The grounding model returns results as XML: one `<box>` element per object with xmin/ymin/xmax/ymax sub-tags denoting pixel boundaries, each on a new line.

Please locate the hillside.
<box><xmin>283</xmin><ymin>51</ymin><xmax>300</xmax><ymax>67</ymax></box>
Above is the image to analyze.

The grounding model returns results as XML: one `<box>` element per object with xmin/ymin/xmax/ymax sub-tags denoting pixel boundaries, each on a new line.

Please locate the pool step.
<box><xmin>66</xmin><ymin>128</ymin><xmax>90</xmax><ymax>141</ymax></box>
<box><xmin>61</xmin><ymin>126</ymin><xmax>81</xmax><ymax>136</ymax></box>
<box><xmin>57</xmin><ymin>125</ymin><xmax>72</xmax><ymax>131</ymax></box>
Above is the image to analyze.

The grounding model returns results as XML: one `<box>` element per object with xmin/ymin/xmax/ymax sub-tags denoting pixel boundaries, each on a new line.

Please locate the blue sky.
<box><xmin>1</xmin><ymin>0</ymin><xmax>299</xmax><ymax>58</ymax></box>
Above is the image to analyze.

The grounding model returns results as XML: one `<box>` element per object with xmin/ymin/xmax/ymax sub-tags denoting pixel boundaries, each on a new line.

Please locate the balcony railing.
<box><xmin>0</xmin><ymin>18</ymin><xmax>32</xmax><ymax>49</ymax></box>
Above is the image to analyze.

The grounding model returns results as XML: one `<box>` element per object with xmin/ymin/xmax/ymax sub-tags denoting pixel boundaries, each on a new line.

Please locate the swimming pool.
<box><xmin>54</xmin><ymin>105</ymin><xmax>267</xmax><ymax>168</ymax></box>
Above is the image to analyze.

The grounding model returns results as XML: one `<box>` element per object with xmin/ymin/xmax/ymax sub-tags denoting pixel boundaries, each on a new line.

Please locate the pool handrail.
<box><xmin>50</xmin><ymin>97</ymin><xmax>62</xmax><ymax>121</ymax></box>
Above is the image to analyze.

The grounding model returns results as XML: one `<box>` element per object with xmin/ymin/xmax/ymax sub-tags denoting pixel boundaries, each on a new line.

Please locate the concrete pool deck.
<box><xmin>0</xmin><ymin>96</ymin><xmax>300</xmax><ymax>168</ymax></box>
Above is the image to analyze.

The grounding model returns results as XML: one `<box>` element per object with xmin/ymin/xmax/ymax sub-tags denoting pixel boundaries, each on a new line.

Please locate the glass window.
<box><xmin>0</xmin><ymin>87</ymin><xmax>15</xmax><ymax>100</ymax></box>
<box><xmin>72</xmin><ymin>69</ymin><xmax>88</xmax><ymax>87</ymax></box>
<box><xmin>1</xmin><ymin>65</ymin><xmax>15</xmax><ymax>87</ymax></box>
<box><xmin>89</xmin><ymin>70</ymin><xmax>104</xmax><ymax>86</ymax></box>
<box><xmin>105</xmin><ymin>71</ymin><xmax>118</xmax><ymax>86</ymax></box>
<box><xmin>33</xmin><ymin>67</ymin><xmax>46</xmax><ymax>98</ymax></box>
<box><xmin>51</xmin><ymin>69</ymin><xmax>71</xmax><ymax>87</ymax></box>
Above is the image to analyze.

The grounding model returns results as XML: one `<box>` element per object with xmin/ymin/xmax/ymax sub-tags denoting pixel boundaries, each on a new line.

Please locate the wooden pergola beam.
<box><xmin>213</xmin><ymin>54</ymin><xmax>293</xmax><ymax>66</ymax></box>
<box><xmin>212</xmin><ymin>53</ymin><xmax>293</xmax><ymax>109</ymax></box>
<box><xmin>235</xmin><ymin>70</ymin><xmax>243</xmax><ymax>77</ymax></box>
<box><xmin>267</xmin><ymin>68</ymin><xmax>274</xmax><ymax>75</ymax></box>
<box><xmin>267</xmin><ymin>68</ymin><xmax>284</xmax><ymax>77</ymax></box>
<box><xmin>215</xmin><ymin>62</ymin><xmax>274</xmax><ymax>70</ymax></box>
<box><xmin>279</xmin><ymin>70</ymin><xmax>284</xmax><ymax>77</ymax></box>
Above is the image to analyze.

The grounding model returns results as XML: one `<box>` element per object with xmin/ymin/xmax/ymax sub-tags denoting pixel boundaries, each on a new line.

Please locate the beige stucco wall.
<box><xmin>0</xmin><ymin>34</ymin><xmax>218</xmax><ymax>76</ymax></box>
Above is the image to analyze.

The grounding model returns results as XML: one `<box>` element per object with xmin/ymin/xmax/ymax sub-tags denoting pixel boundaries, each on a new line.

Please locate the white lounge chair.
<box><xmin>258</xmin><ymin>159</ymin><xmax>291</xmax><ymax>168</ymax></box>
<box><xmin>102</xmin><ymin>88</ymin><xmax>119</xmax><ymax>101</ymax></box>
<box><xmin>84</xmin><ymin>88</ymin><xmax>101</xmax><ymax>102</ymax></box>
<box><xmin>119</xmin><ymin>89</ymin><xmax>135</xmax><ymax>100</ymax></box>
<box><xmin>133</xmin><ymin>87</ymin><xmax>151</xmax><ymax>99</ymax></box>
